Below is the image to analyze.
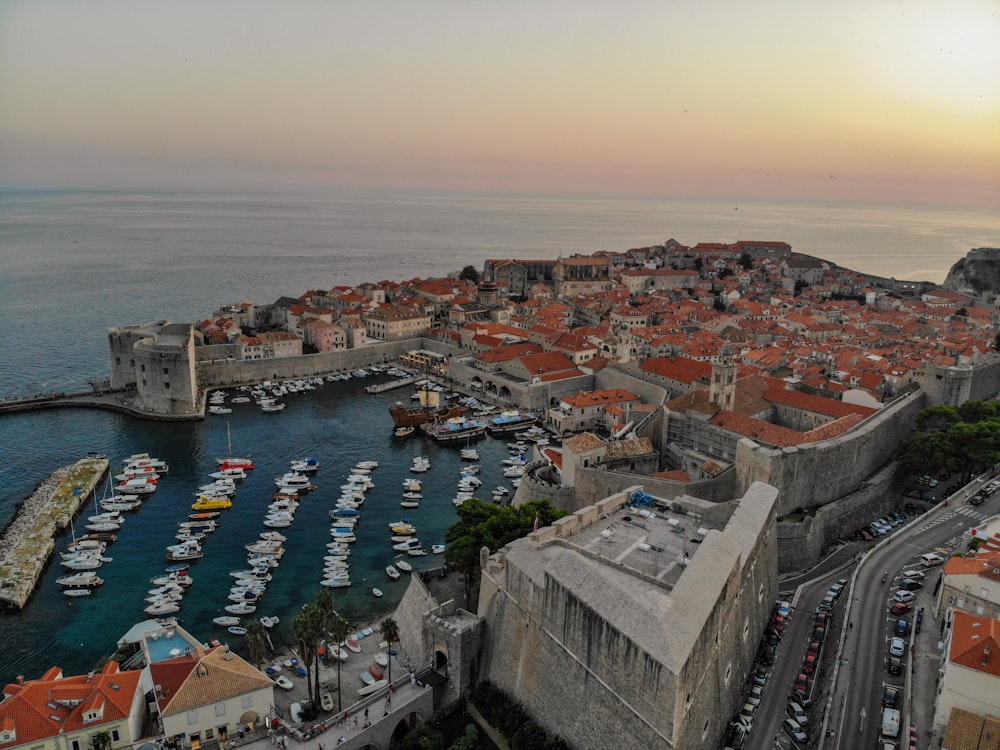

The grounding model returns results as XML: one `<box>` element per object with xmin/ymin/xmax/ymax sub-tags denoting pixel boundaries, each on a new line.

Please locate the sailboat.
<box><xmin>388</xmin><ymin>370</ymin><xmax>467</xmax><ymax>428</ymax></box>
<box><xmin>216</xmin><ymin>422</ymin><xmax>254</xmax><ymax>469</ymax></box>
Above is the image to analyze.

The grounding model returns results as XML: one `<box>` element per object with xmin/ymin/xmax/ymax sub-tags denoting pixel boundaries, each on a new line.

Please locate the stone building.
<box><xmin>476</xmin><ymin>482</ymin><xmax>778</xmax><ymax>750</ymax></box>
<box><xmin>364</xmin><ymin>306</ymin><xmax>432</xmax><ymax>341</ymax></box>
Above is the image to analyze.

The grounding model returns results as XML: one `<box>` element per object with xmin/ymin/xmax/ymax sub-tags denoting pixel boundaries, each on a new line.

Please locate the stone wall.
<box><xmin>477</xmin><ymin>483</ymin><xmax>778</xmax><ymax>750</ymax></box>
<box><xmin>572</xmin><ymin>464</ymin><xmax>738</xmax><ymax>509</ymax></box>
<box><xmin>734</xmin><ymin>391</ymin><xmax>926</xmax><ymax>515</ymax></box>
<box><xmin>775</xmin><ymin>461</ymin><xmax>900</xmax><ymax>572</ymax></box>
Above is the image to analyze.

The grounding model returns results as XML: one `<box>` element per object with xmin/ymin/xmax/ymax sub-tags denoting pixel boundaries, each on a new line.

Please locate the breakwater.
<box><xmin>0</xmin><ymin>456</ymin><xmax>108</xmax><ymax>611</ymax></box>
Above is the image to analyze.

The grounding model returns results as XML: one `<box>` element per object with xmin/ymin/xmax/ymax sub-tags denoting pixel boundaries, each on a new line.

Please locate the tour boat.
<box><xmin>486</xmin><ymin>409</ymin><xmax>537</xmax><ymax>435</ymax></box>
<box><xmin>55</xmin><ymin>571</ymin><xmax>103</xmax><ymax>588</ymax></box>
<box><xmin>420</xmin><ymin>416</ymin><xmax>487</xmax><ymax>443</ymax></box>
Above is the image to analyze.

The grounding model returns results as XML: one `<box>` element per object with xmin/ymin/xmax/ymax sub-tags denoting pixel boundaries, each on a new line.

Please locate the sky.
<box><xmin>1</xmin><ymin>0</ymin><xmax>999</xmax><ymax>205</ymax></box>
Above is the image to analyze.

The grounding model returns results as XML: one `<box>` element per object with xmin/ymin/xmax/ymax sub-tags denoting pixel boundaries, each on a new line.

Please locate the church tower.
<box><xmin>710</xmin><ymin>342</ymin><xmax>737</xmax><ymax>411</ymax></box>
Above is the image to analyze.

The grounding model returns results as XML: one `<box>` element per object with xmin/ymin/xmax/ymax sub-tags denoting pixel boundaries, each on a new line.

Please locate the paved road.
<box><xmin>825</xmin><ymin>478</ymin><xmax>1000</xmax><ymax>750</ymax></box>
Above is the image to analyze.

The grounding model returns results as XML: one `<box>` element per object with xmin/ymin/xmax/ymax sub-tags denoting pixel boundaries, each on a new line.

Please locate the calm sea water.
<box><xmin>0</xmin><ymin>188</ymin><xmax>997</xmax><ymax>682</ymax></box>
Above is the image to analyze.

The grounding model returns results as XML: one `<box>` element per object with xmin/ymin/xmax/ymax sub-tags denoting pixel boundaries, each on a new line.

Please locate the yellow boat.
<box><xmin>192</xmin><ymin>496</ymin><xmax>233</xmax><ymax>510</ymax></box>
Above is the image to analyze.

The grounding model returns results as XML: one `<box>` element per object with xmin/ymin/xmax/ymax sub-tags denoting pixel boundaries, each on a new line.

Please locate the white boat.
<box><xmin>213</xmin><ymin>616</ymin><xmax>241</xmax><ymax>627</ymax></box>
<box><xmin>209</xmin><ymin>405</ymin><xmax>233</xmax><ymax>415</ymax></box>
<box><xmin>274</xmin><ymin>675</ymin><xmax>294</xmax><ymax>691</ymax></box>
<box><xmin>260</xmin><ymin>616</ymin><xmax>280</xmax><ymax>629</ymax></box>
<box><xmin>261</xmin><ymin>402</ymin><xmax>286</xmax><ymax>413</ymax></box>
<box><xmin>374</xmin><ymin>652</ymin><xmax>389</xmax><ymax>666</ymax></box>
<box><xmin>55</xmin><ymin>572</ymin><xmax>103</xmax><ymax>587</ymax></box>
<box><xmin>225</xmin><ymin>601</ymin><xmax>257</xmax><ymax>614</ymax></box>
<box><xmin>407</xmin><ymin>547</ymin><xmax>428</xmax><ymax>556</ymax></box>
<box><xmin>320</xmin><ymin>578</ymin><xmax>352</xmax><ymax>588</ymax></box>
<box><xmin>385</xmin><ymin>565</ymin><xmax>401</xmax><ymax>580</ymax></box>
<box><xmin>228</xmin><ymin>626</ymin><xmax>248</xmax><ymax>635</ymax></box>
<box><xmin>357</xmin><ymin>678</ymin><xmax>389</xmax><ymax>696</ymax></box>
<box><xmin>372</xmin><ymin>588</ymin><xmax>383</xmax><ymax>597</ymax></box>
<box><xmin>400</xmin><ymin>500</ymin><xmax>420</xmax><ymax>509</ymax></box>
<box><xmin>85</xmin><ymin>521</ymin><xmax>122</xmax><ymax>532</ymax></box>
<box><xmin>145</xmin><ymin>601</ymin><xmax>181</xmax><ymax>616</ymax></box>
<box><xmin>460</xmin><ymin>447</ymin><xmax>480</xmax><ymax>461</ymax></box>
<box><xmin>63</xmin><ymin>588</ymin><xmax>92</xmax><ymax>597</ymax></box>
<box><xmin>395</xmin><ymin>560</ymin><xmax>413</xmax><ymax>572</ymax></box>
<box><xmin>431</xmin><ymin>544</ymin><xmax>446</xmax><ymax>554</ymax></box>
<box><xmin>356</xmin><ymin>460</ymin><xmax>379</xmax><ymax>470</ymax></box>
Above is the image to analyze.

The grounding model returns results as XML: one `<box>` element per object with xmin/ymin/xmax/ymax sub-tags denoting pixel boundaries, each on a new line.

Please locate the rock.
<box><xmin>943</xmin><ymin>247</ymin><xmax>1000</xmax><ymax>295</ymax></box>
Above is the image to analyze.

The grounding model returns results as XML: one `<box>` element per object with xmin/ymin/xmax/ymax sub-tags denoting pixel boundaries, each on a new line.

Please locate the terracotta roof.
<box><xmin>0</xmin><ymin>662</ymin><xmax>141</xmax><ymax>746</ymax></box>
<box><xmin>563</xmin><ymin>432</ymin><xmax>605</xmax><ymax>453</ymax></box>
<box><xmin>153</xmin><ymin>646</ymin><xmax>274</xmax><ymax>717</ymax></box>
<box><xmin>949</xmin><ymin>610</ymin><xmax>1000</xmax><ymax>677</ymax></box>
<box><xmin>941</xmin><ymin>707</ymin><xmax>1000</xmax><ymax>750</ymax></box>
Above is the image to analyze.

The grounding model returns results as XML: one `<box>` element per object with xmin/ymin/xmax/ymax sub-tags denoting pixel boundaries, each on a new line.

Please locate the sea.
<box><xmin>1</xmin><ymin>187</ymin><xmax>998</xmax><ymax>683</ymax></box>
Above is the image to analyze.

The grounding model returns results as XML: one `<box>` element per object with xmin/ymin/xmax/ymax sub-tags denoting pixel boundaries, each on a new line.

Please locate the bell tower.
<box><xmin>710</xmin><ymin>342</ymin><xmax>737</xmax><ymax>411</ymax></box>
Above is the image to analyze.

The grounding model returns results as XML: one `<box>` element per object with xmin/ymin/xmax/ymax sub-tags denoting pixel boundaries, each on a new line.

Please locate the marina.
<box><xmin>0</xmin><ymin>370</ymin><xmax>533</xmax><ymax>682</ymax></box>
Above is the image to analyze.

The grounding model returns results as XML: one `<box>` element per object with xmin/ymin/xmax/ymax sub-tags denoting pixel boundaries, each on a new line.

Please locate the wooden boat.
<box><xmin>274</xmin><ymin>675</ymin><xmax>294</xmax><ymax>691</ymax></box>
<box><xmin>369</xmin><ymin>663</ymin><xmax>384</xmax><ymax>680</ymax></box>
<box><xmin>344</xmin><ymin>636</ymin><xmax>362</xmax><ymax>653</ymax></box>
<box><xmin>359</xmin><ymin>671</ymin><xmax>375</xmax><ymax>686</ymax></box>
<box><xmin>320</xmin><ymin>692</ymin><xmax>334</xmax><ymax>712</ymax></box>
<box><xmin>372</xmin><ymin>588</ymin><xmax>383</xmax><ymax>598</ymax></box>
<box><xmin>385</xmin><ymin>565</ymin><xmax>401</xmax><ymax>580</ymax></box>
<box><xmin>228</xmin><ymin>626</ymin><xmax>248</xmax><ymax>636</ymax></box>
<box><xmin>395</xmin><ymin>560</ymin><xmax>413</xmax><ymax>572</ymax></box>
<box><xmin>374</xmin><ymin>653</ymin><xmax>389</xmax><ymax>667</ymax></box>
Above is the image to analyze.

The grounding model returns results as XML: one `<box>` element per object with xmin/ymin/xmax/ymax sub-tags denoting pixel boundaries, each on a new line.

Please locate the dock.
<box><xmin>365</xmin><ymin>376</ymin><xmax>419</xmax><ymax>394</ymax></box>
<box><xmin>0</xmin><ymin>456</ymin><xmax>108</xmax><ymax>611</ymax></box>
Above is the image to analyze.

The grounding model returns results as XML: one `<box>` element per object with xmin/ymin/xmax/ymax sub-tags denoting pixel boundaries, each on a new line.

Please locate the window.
<box><xmin>215</xmin><ymin>704</ymin><xmax>226</xmax><ymax>717</ymax></box>
<box><xmin>111</xmin><ymin>730</ymin><xmax>120</xmax><ymax>742</ymax></box>
<box><xmin>164</xmin><ymin>382</ymin><xmax>170</xmax><ymax>390</ymax></box>
<box><xmin>187</xmin><ymin>710</ymin><xmax>199</xmax><ymax>725</ymax></box>
<box><xmin>163</xmin><ymin>368</ymin><xmax>169</xmax><ymax>375</ymax></box>
<box><xmin>242</xmin><ymin>696</ymin><xmax>253</xmax><ymax>709</ymax></box>
<box><xmin>71</xmin><ymin>741</ymin><xmax>80</xmax><ymax>750</ymax></box>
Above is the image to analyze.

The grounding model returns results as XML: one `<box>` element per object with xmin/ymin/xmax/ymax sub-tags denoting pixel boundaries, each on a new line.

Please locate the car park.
<box><xmin>890</xmin><ymin>602</ymin><xmax>912</xmax><ymax>615</ymax></box>
<box><xmin>893</xmin><ymin>590</ymin><xmax>916</xmax><ymax>603</ymax></box>
<box><xmin>890</xmin><ymin>637</ymin><xmax>906</xmax><ymax>656</ymax></box>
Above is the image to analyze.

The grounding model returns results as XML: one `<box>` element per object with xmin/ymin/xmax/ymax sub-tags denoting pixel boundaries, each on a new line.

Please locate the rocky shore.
<box><xmin>0</xmin><ymin>457</ymin><xmax>108</xmax><ymax>610</ymax></box>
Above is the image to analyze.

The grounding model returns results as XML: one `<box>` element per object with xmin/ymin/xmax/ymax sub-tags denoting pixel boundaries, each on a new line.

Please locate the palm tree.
<box><xmin>245</xmin><ymin>619</ymin><xmax>268</xmax><ymax>671</ymax></box>
<box><xmin>293</xmin><ymin>606</ymin><xmax>323</xmax><ymax>706</ymax></box>
<box><xmin>329</xmin><ymin>613</ymin><xmax>351</xmax><ymax>713</ymax></box>
<box><xmin>380</xmin><ymin>616</ymin><xmax>400</xmax><ymax>687</ymax></box>
<box><xmin>314</xmin><ymin>589</ymin><xmax>336</xmax><ymax>700</ymax></box>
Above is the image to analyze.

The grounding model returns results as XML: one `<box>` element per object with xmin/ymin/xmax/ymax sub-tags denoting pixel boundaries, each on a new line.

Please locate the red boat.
<box><xmin>369</xmin><ymin>663</ymin><xmax>383</xmax><ymax>680</ymax></box>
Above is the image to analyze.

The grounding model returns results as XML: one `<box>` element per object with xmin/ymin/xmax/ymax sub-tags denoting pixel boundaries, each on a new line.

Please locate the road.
<box><xmin>825</xmin><ymin>477</ymin><xmax>1000</xmax><ymax>750</ymax></box>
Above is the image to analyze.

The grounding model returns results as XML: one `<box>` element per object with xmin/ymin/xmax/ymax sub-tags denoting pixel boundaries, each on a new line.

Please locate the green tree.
<box><xmin>380</xmin><ymin>616</ymin><xmax>400</xmax><ymax>686</ymax></box>
<box><xmin>329</xmin><ymin>613</ymin><xmax>351</xmax><ymax>713</ymax></box>
<box><xmin>739</xmin><ymin>253</ymin><xmax>753</xmax><ymax>270</ymax></box>
<box><xmin>449</xmin><ymin>724</ymin><xmax>480</xmax><ymax>750</ymax></box>
<box><xmin>314</xmin><ymin>588</ymin><xmax>337</xmax><ymax>700</ymax></box>
<box><xmin>245</xmin><ymin>619</ymin><xmax>268</xmax><ymax>670</ymax></box>
<box><xmin>444</xmin><ymin>499</ymin><xmax>565</xmax><ymax>602</ymax></box>
<box><xmin>292</xmin><ymin>605</ymin><xmax>323</xmax><ymax>706</ymax></box>
<box><xmin>915</xmin><ymin>404</ymin><xmax>960</xmax><ymax>433</ymax></box>
<box><xmin>459</xmin><ymin>265</ymin><xmax>479</xmax><ymax>282</ymax></box>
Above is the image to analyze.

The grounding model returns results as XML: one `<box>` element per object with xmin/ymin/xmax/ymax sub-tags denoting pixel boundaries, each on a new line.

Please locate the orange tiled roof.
<box><xmin>949</xmin><ymin>610</ymin><xmax>1000</xmax><ymax>677</ymax></box>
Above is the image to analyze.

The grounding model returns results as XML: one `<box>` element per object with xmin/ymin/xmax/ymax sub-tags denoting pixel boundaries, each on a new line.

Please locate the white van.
<box><xmin>921</xmin><ymin>552</ymin><xmax>944</xmax><ymax>567</ymax></box>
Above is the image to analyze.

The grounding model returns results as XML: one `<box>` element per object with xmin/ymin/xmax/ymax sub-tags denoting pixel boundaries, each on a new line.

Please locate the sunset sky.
<box><xmin>2</xmin><ymin>0</ymin><xmax>998</xmax><ymax>204</ymax></box>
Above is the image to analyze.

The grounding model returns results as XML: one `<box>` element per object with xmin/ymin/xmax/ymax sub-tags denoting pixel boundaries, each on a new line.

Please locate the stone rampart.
<box><xmin>775</xmin><ymin>461</ymin><xmax>899</xmax><ymax>572</ymax></box>
<box><xmin>572</xmin><ymin>464</ymin><xmax>738</xmax><ymax>509</ymax></box>
<box><xmin>734</xmin><ymin>391</ymin><xmax>925</xmax><ymax>515</ymax></box>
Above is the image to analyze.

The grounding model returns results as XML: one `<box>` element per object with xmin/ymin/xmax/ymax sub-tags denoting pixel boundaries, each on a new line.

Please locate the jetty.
<box><xmin>365</xmin><ymin>376</ymin><xmax>419</xmax><ymax>394</ymax></box>
<box><xmin>0</xmin><ymin>456</ymin><xmax>108</xmax><ymax>611</ymax></box>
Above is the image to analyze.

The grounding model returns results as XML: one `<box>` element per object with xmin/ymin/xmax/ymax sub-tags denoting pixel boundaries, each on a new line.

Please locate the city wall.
<box><xmin>734</xmin><ymin>390</ymin><xmax>926</xmax><ymax>516</ymax></box>
<box><xmin>571</xmin><ymin>464</ymin><xmax>738</xmax><ymax>510</ymax></box>
<box><xmin>194</xmin><ymin>339</ymin><xmax>463</xmax><ymax>389</ymax></box>
<box><xmin>775</xmin><ymin>461</ymin><xmax>899</xmax><ymax>572</ymax></box>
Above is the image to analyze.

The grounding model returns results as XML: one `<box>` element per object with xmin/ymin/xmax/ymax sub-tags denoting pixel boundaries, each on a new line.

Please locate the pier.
<box><xmin>364</xmin><ymin>376</ymin><xmax>419</xmax><ymax>394</ymax></box>
<box><xmin>0</xmin><ymin>456</ymin><xmax>108</xmax><ymax>611</ymax></box>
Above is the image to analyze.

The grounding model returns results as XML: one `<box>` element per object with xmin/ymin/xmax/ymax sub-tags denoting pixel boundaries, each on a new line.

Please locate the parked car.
<box><xmin>899</xmin><ymin>578</ymin><xmax>923</xmax><ymax>591</ymax></box>
<box><xmin>786</xmin><ymin>701</ymin><xmax>809</xmax><ymax>725</ymax></box>
<box><xmin>802</xmin><ymin>653</ymin><xmax>817</xmax><ymax>674</ymax></box>
<box><xmin>807</xmin><ymin>640</ymin><xmax>821</xmax><ymax>658</ymax></box>
<box><xmin>888</xmin><ymin>656</ymin><xmax>902</xmax><ymax>675</ymax></box>
<box><xmin>969</xmin><ymin>493</ymin><xmax>986</xmax><ymax>506</ymax></box>
<box><xmin>893</xmin><ymin>590</ymin><xmax>916</xmax><ymax>603</ymax></box>
<box><xmin>792</xmin><ymin>689</ymin><xmax>813</xmax><ymax>708</ymax></box>
<box><xmin>753</xmin><ymin>666</ymin><xmax>768</xmax><ymax>686</ymax></box>
<box><xmin>814</xmin><ymin>612</ymin><xmax>830</xmax><ymax>629</ymax></box>
<box><xmin>747</xmin><ymin>684</ymin><xmax>764</xmax><ymax>706</ymax></box>
<box><xmin>859</xmin><ymin>528</ymin><xmax>874</xmax><ymax>541</ymax></box>
<box><xmin>817</xmin><ymin>596</ymin><xmax>836</xmax><ymax>613</ymax></box>
<box><xmin>783</xmin><ymin>718</ymin><xmax>808</xmax><ymax>743</ymax></box>
<box><xmin>895</xmin><ymin>619</ymin><xmax>910</xmax><ymax>636</ymax></box>
<box><xmin>890</xmin><ymin>602</ymin><xmax>912</xmax><ymax>615</ymax></box>
<box><xmin>794</xmin><ymin>673</ymin><xmax>809</xmax><ymax>694</ymax></box>
<box><xmin>813</xmin><ymin>626</ymin><xmax>826</xmax><ymax>642</ymax></box>
<box><xmin>890</xmin><ymin>637</ymin><xmax>906</xmax><ymax>656</ymax></box>
<box><xmin>883</xmin><ymin>686</ymin><xmax>899</xmax><ymax>707</ymax></box>
<box><xmin>738</xmin><ymin>702</ymin><xmax>756</xmax><ymax>728</ymax></box>
<box><xmin>901</xmin><ymin>568</ymin><xmax>925</xmax><ymax>580</ymax></box>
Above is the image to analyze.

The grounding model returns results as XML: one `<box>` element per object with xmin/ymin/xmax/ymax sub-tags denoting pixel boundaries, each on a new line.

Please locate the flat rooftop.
<box><xmin>558</xmin><ymin>496</ymin><xmax>721</xmax><ymax>591</ymax></box>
